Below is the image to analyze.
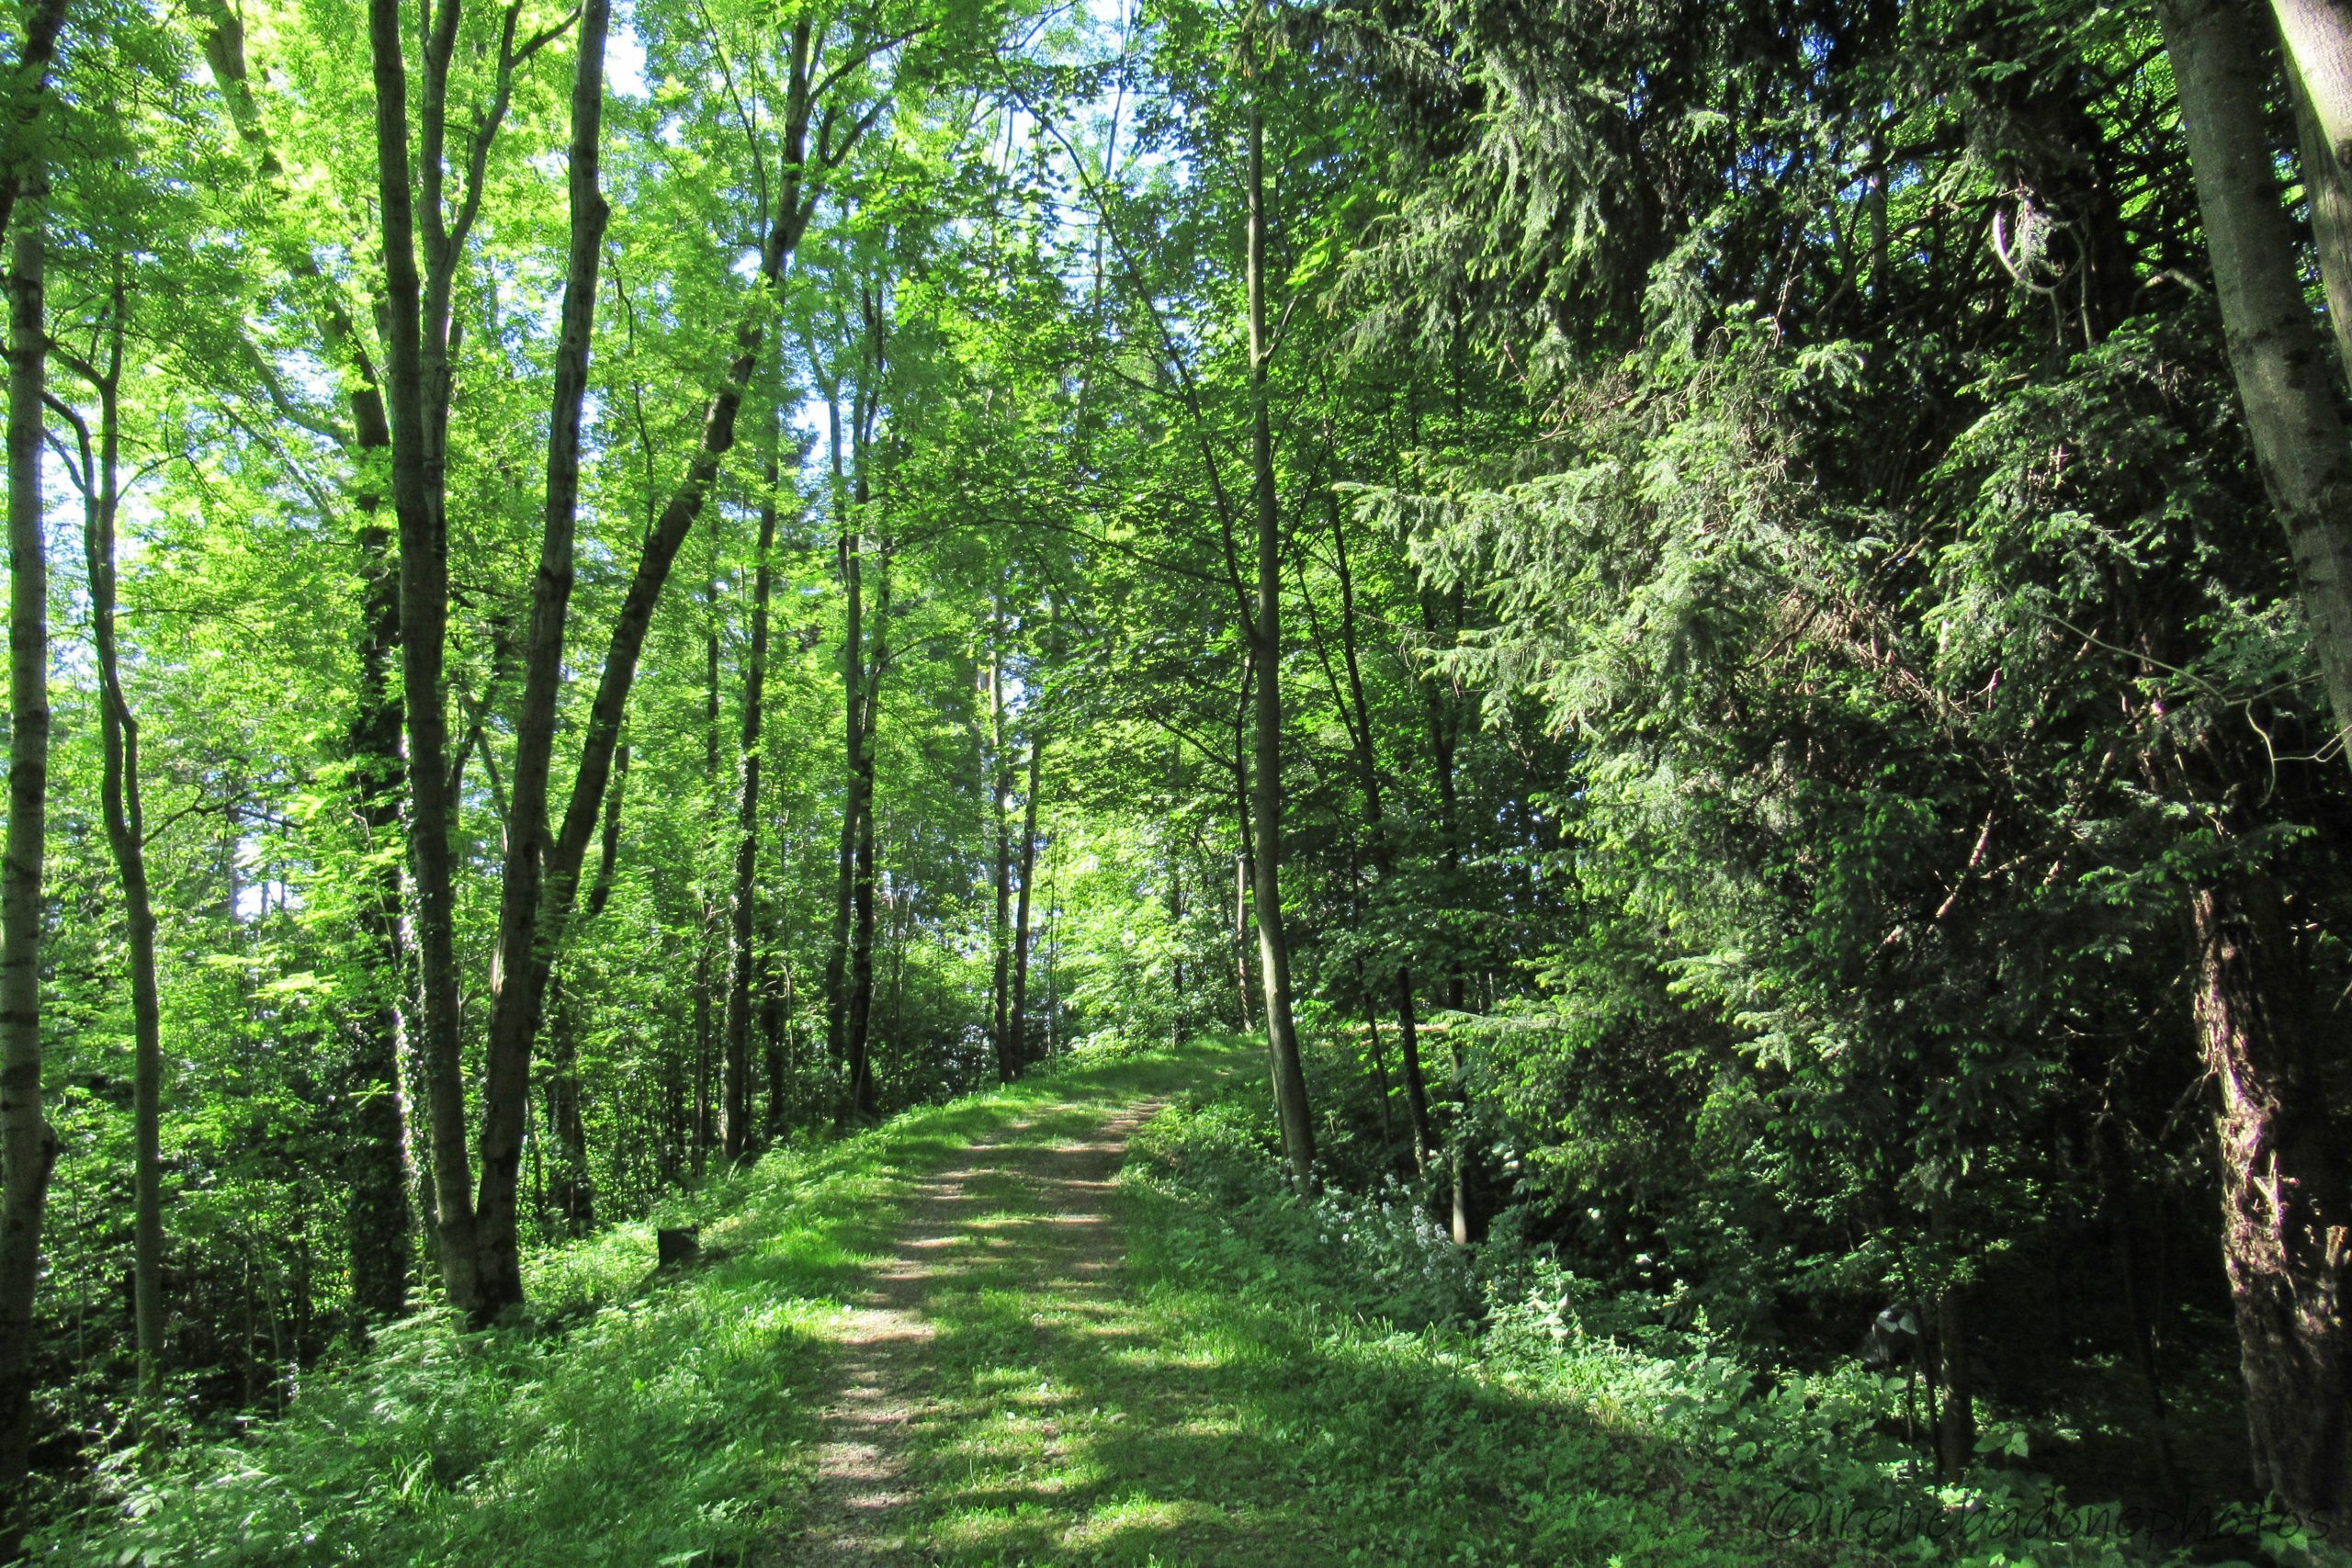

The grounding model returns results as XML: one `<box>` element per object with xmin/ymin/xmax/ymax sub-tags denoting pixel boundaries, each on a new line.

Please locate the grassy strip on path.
<box><xmin>44</xmin><ymin>1043</ymin><xmax>1216</xmax><ymax>1567</ymax></box>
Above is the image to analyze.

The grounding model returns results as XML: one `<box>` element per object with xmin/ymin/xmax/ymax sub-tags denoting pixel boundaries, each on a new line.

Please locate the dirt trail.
<box><xmin>773</xmin><ymin>1098</ymin><xmax>1161</xmax><ymax>1564</ymax></box>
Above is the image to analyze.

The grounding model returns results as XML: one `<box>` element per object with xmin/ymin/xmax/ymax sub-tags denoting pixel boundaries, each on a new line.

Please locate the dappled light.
<box><xmin>5</xmin><ymin>0</ymin><xmax>2349</xmax><ymax>1559</ymax></box>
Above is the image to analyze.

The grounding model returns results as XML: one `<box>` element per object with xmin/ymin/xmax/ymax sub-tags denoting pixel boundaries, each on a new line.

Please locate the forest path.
<box><xmin>762</xmin><ymin>1040</ymin><xmax>1343</xmax><ymax>1566</ymax></box>
<box><xmin>773</xmin><ymin>1094</ymin><xmax>1160</xmax><ymax>1563</ymax></box>
<box><xmin>757</xmin><ymin>1040</ymin><xmax>1824</xmax><ymax>1567</ymax></box>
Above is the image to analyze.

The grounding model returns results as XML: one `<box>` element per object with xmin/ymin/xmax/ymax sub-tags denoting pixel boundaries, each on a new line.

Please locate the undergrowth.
<box><xmin>1125</xmin><ymin>1051</ymin><xmax>2334</xmax><ymax>1568</ymax></box>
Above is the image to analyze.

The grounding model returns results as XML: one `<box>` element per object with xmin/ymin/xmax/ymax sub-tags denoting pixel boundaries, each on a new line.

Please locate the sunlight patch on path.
<box><xmin>768</xmin><ymin>1102</ymin><xmax>1161</xmax><ymax>1564</ymax></box>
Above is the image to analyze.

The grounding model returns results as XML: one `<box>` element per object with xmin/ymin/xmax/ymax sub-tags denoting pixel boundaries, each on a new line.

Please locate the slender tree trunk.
<box><xmin>1932</xmin><ymin>1210</ymin><xmax>1977</xmax><ymax>1479</ymax></box>
<box><xmin>2289</xmin><ymin>69</ymin><xmax>2352</xmax><ymax>383</ymax></box>
<box><xmin>2279</xmin><ymin>6</ymin><xmax>2352</xmax><ymax>380</ymax></box>
<box><xmin>345</xmin><ymin>505</ymin><xmax>412</xmax><ymax>1317</ymax></box>
<box><xmin>73</xmin><ymin>290</ymin><xmax>167</xmax><ymax>1393</ymax></box>
<box><xmin>846</xmin><ymin>552</ymin><xmax>888</xmax><ymax>1121</ymax></box>
<box><xmin>2162</xmin><ymin>0</ymin><xmax>2352</xmax><ymax>763</ymax></box>
<box><xmin>763</xmin><ymin>954</ymin><xmax>791</xmax><ymax>1139</ymax></box>
<box><xmin>763</xmin><ymin>810</ymin><xmax>792</xmax><ymax>1139</ymax></box>
<box><xmin>989</xmin><ymin>642</ymin><xmax>1013</xmax><ymax>1080</ymax></box>
<box><xmin>826</xmin><ymin>391</ymin><xmax>861</xmax><ymax>1075</ymax></box>
<box><xmin>693</xmin><ymin>615</ymin><xmax>719</xmax><ymax>1176</ymax></box>
<box><xmin>1168</xmin><ymin>819</ymin><xmax>1186</xmax><ymax>1039</ymax></box>
<box><xmin>1417</xmin><ymin>588</ymin><xmax>1479</xmax><ymax>1241</ymax></box>
<box><xmin>2187</xmin><ymin>875</ymin><xmax>2351</xmax><ymax>1515</ymax></box>
<box><xmin>1358</xmin><ymin>984</ymin><xmax>1395</xmax><ymax>1145</ymax></box>
<box><xmin>1243</xmin><ymin>89</ymin><xmax>1314</xmax><ymax>1186</ymax></box>
<box><xmin>1009</xmin><ymin>737</ymin><xmax>1043</xmax><ymax>1067</ymax></box>
<box><xmin>0</xmin><ymin>199</ymin><xmax>51</xmax><ymax>1558</ymax></box>
<box><xmin>1328</xmin><ymin>494</ymin><xmax>1432</xmax><ymax>1168</ymax></box>
<box><xmin>721</xmin><ymin>377</ymin><xmax>780</xmax><ymax>1161</ymax></box>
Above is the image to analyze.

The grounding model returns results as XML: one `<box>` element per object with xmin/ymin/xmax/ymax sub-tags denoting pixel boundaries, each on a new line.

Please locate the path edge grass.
<box><xmin>35</xmin><ymin>1039</ymin><xmax>1221</xmax><ymax>1568</ymax></box>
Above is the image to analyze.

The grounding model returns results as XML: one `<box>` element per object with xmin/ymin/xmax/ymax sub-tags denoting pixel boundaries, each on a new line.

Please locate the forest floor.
<box><xmin>49</xmin><ymin>1038</ymin><xmax>1864</xmax><ymax>1566</ymax></box>
<box><xmin>755</xmin><ymin>1040</ymin><xmax>1840</xmax><ymax>1567</ymax></box>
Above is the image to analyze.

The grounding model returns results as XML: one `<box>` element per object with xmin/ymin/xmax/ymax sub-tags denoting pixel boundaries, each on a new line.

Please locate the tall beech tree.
<box><xmin>0</xmin><ymin>187</ymin><xmax>47</xmax><ymax>1559</ymax></box>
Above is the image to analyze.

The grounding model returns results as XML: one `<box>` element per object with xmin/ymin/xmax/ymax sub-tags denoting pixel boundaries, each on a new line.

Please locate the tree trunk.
<box><xmin>2272</xmin><ymin>0</ymin><xmax>2352</xmax><ymax>176</ymax></box>
<box><xmin>989</xmin><ymin>644</ymin><xmax>1013</xmax><ymax>1080</ymax></box>
<box><xmin>693</xmin><ymin>614</ymin><xmax>719</xmax><ymax>1177</ymax></box>
<box><xmin>1008</xmin><ymin>736</ymin><xmax>1043</xmax><ymax>1068</ymax></box>
<box><xmin>0</xmin><ymin>0</ymin><xmax>69</xmax><ymax>261</ymax></box>
<box><xmin>721</xmin><ymin>375</ymin><xmax>781</xmax><ymax>1161</ymax></box>
<box><xmin>73</xmin><ymin>287</ymin><xmax>167</xmax><ymax>1393</ymax></box>
<box><xmin>2278</xmin><ymin>1</ymin><xmax>2352</xmax><ymax>381</ymax></box>
<box><xmin>763</xmin><ymin>955</ymin><xmax>791</xmax><ymax>1140</ymax></box>
<box><xmin>825</xmin><ymin>389</ymin><xmax>862</xmax><ymax>1076</ymax></box>
<box><xmin>345</xmin><ymin>506</ymin><xmax>413</xmax><ymax>1320</ymax></box>
<box><xmin>368</xmin><ymin>0</ymin><xmax>481</xmax><ymax>1313</ymax></box>
<box><xmin>1358</xmin><ymin>987</ymin><xmax>1395</xmax><ymax>1145</ymax></box>
<box><xmin>470</xmin><ymin>0</ymin><xmax>610</xmax><ymax>1313</ymax></box>
<box><xmin>1244</xmin><ymin>86</ymin><xmax>1315</xmax><ymax>1189</ymax></box>
<box><xmin>0</xmin><ymin>197</ymin><xmax>51</xmax><ymax>1559</ymax></box>
<box><xmin>763</xmin><ymin>810</ymin><xmax>792</xmax><ymax>1139</ymax></box>
<box><xmin>2290</xmin><ymin>67</ymin><xmax>2352</xmax><ymax>381</ymax></box>
<box><xmin>1328</xmin><ymin>492</ymin><xmax>1432</xmax><ymax>1168</ymax></box>
<box><xmin>2187</xmin><ymin>874</ymin><xmax>2351</xmax><ymax>1516</ymax></box>
<box><xmin>2162</xmin><ymin>0</ymin><xmax>2352</xmax><ymax>764</ymax></box>
<box><xmin>1928</xmin><ymin>1241</ymin><xmax>1966</xmax><ymax>1476</ymax></box>
<box><xmin>846</xmin><ymin>551</ymin><xmax>888</xmax><ymax>1122</ymax></box>
<box><xmin>1419</xmin><ymin>587</ymin><xmax>1478</xmax><ymax>1240</ymax></box>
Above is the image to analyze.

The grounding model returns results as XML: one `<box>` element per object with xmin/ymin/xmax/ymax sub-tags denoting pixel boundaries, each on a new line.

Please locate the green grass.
<box><xmin>47</xmin><ymin>1035</ymin><xmax>2191</xmax><ymax>1567</ymax></box>
<box><xmin>40</xmin><ymin>1043</ymin><xmax>1216</xmax><ymax>1567</ymax></box>
<box><xmin>878</xmin><ymin>1039</ymin><xmax>1862</xmax><ymax>1567</ymax></box>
